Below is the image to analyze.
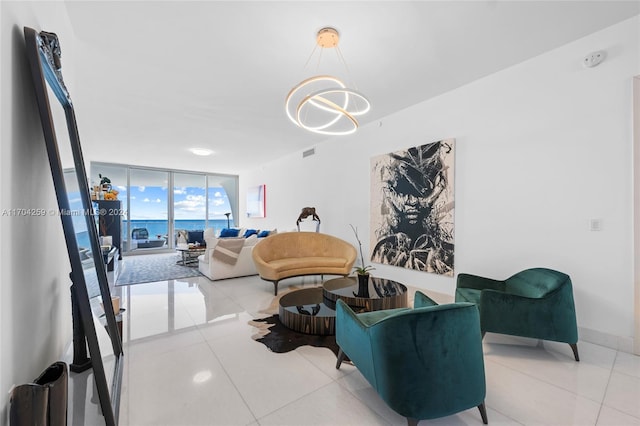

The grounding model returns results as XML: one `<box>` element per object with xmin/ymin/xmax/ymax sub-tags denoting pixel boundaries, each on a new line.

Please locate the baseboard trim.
<box><xmin>579</xmin><ymin>326</ymin><xmax>636</xmax><ymax>354</ymax></box>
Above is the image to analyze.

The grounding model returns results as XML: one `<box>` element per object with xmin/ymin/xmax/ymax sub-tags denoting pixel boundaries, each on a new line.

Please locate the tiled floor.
<box><xmin>68</xmin><ymin>263</ymin><xmax>640</xmax><ymax>425</ymax></box>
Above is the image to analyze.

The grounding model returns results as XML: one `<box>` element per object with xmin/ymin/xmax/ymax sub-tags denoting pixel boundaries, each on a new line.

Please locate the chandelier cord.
<box><xmin>335</xmin><ymin>45</ymin><xmax>366</xmax><ymax>112</ymax></box>
<box><xmin>300</xmin><ymin>48</ymin><xmax>328</xmax><ymax>125</ymax></box>
<box><xmin>315</xmin><ymin>46</ymin><xmax>324</xmax><ymax>73</ymax></box>
<box><xmin>301</xmin><ymin>44</ymin><xmax>319</xmax><ymax>72</ymax></box>
<box><xmin>298</xmin><ymin>45</ymin><xmax>321</xmax><ymax>126</ymax></box>
<box><xmin>335</xmin><ymin>46</ymin><xmax>356</xmax><ymax>88</ymax></box>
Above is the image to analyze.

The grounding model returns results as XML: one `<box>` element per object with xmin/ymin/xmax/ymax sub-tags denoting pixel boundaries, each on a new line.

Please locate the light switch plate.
<box><xmin>589</xmin><ymin>218</ymin><xmax>602</xmax><ymax>231</ymax></box>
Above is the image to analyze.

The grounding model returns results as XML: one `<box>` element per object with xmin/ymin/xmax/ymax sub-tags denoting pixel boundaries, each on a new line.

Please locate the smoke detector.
<box><xmin>583</xmin><ymin>51</ymin><xmax>606</xmax><ymax>68</ymax></box>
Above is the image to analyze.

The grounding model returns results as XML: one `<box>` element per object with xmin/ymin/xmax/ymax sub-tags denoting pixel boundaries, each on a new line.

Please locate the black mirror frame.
<box><xmin>23</xmin><ymin>26</ymin><xmax>123</xmax><ymax>426</ymax></box>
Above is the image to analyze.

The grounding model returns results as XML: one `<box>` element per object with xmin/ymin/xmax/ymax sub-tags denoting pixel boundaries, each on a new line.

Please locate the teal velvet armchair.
<box><xmin>335</xmin><ymin>291</ymin><xmax>488</xmax><ymax>426</ymax></box>
<box><xmin>455</xmin><ymin>267</ymin><xmax>579</xmax><ymax>361</ymax></box>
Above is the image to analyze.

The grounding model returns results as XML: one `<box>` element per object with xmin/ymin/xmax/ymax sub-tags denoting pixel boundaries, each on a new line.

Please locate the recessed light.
<box><xmin>189</xmin><ymin>148</ymin><xmax>213</xmax><ymax>156</ymax></box>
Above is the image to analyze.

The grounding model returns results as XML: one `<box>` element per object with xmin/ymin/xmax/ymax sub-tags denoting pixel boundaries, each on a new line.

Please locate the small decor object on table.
<box><xmin>350</xmin><ymin>224</ymin><xmax>374</xmax><ymax>298</ymax></box>
<box><xmin>92</xmin><ymin>174</ymin><xmax>119</xmax><ymax>200</ymax></box>
<box><xmin>356</xmin><ymin>273</ymin><xmax>370</xmax><ymax>299</ymax></box>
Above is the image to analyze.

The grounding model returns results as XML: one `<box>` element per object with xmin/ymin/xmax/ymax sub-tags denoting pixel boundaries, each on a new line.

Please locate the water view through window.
<box><xmin>91</xmin><ymin>163</ymin><xmax>237</xmax><ymax>252</ymax></box>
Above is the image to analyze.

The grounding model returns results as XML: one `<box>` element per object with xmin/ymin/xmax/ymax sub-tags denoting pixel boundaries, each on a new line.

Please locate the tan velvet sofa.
<box><xmin>252</xmin><ymin>232</ymin><xmax>357</xmax><ymax>295</ymax></box>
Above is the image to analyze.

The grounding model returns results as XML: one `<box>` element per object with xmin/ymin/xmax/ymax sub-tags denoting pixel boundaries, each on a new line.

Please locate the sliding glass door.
<box><xmin>91</xmin><ymin>162</ymin><xmax>238</xmax><ymax>254</ymax></box>
<box><xmin>129</xmin><ymin>169</ymin><xmax>169</xmax><ymax>251</ymax></box>
<box><xmin>174</xmin><ymin>173</ymin><xmax>207</xmax><ymax>242</ymax></box>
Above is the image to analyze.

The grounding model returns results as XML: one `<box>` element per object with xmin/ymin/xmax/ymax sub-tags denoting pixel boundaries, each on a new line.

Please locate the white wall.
<box><xmin>242</xmin><ymin>16</ymin><xmax>640</xmax><ymax>348</ymax></box>
<box><xmin>635</xmin><ymin>76</ymin><xmax>640</xmax><ymax>354</ymax></box>
<box><xmin>0</xmin><ymin>3</ymin><xmax>76</xmax><ymax>423</ymax></box>
<box><xmin>0</xmin><ymin>9</ymin><xmax>637</xmax><ymax>424</ymax></box>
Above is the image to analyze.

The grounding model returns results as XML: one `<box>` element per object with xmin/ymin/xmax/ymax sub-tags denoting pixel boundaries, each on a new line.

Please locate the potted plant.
<box><xmin>350</xmin><ymin>224</ymin><xmax>374</xmax><ymax>297</ymax></box>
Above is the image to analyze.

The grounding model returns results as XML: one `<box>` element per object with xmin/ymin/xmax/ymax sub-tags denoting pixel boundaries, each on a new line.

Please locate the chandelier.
<box><xmin>285</xmin><ymin>27</ymin><xmax>370</xmax><ymax>136</ymax></box>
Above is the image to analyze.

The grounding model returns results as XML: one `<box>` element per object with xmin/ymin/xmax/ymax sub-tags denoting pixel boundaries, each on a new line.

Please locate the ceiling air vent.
<box><xmin>302</xmin><ymin>148</ymin><xmax>315</xmax><ymax>158</ymax></box>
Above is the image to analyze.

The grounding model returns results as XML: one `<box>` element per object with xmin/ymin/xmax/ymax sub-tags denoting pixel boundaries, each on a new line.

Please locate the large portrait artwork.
<box><xmin>370</xmin><ymin>139</ymin><xmax>455</xmax><ymax>276</ymax></box>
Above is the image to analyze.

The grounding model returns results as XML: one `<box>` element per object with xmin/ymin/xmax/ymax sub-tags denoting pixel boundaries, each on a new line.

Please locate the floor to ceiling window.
<box><xmin>174</xmin><ymin>172</ymin><xmax>207</xmax><ymax>236</ymax></box>
<box><xmin>91</xmin><ymin>163</ymin><xmax>237</xmax><ymax>254</ymax></box>
<box><xmin>129</xmin><ymin>168</ymin><xmax>170</xmax><ymax>250</ymax></box>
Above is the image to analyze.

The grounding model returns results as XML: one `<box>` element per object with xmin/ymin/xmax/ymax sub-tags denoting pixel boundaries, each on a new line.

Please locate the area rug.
<box><xmin>249</xmin><ymin>315</ymin><xmax>339</xmax><ymax>357</ymax></box>
<box><xmin>115</xmin><ymin>253</ymin><xmax>202</xmax><ymax>286</ymax></box>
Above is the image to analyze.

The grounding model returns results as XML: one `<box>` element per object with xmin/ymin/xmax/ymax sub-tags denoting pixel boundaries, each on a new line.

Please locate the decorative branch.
<box><xmin>350</xmin><ymin>224</ymin><xmax>374</xmax><ymax>275</ymax></box>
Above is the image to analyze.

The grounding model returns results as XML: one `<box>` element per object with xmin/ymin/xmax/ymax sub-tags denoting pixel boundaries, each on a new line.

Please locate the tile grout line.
<box><xmin>479</xmin><ymin>359</ymin><xmax>534</xmax><ymax>426</ymax></box>
<box><xmin>593</xmin><ymin>349</ymin><xmax>618</xmax><ymax>425</ymax></box>
<box><xmin>330</xmin><ymin>377</ymin><xmax>395</xmax><ymax>426</ymax></box>
<box><xmin>483</xmin><ymin>342</ymin><xmax>615</xmax><ymax>406</ymax></box>
<box><xmin>201</xmin><ymin>336</ymin><xmax>261</xmax><ymax>426</ymax></box>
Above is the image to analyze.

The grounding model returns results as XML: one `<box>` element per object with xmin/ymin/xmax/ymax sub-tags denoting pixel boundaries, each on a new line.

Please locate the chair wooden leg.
<box><xmin>273</xmin><ymin>281</ymin><xmax>279</xmax><ymax>296</ymax></box>
<box><xmin>335</xmin><ymin>348</ymin><xmax>346</xmax><ymax>369</ymax></box>
<box><xmin>477</xmin><ymin>402</ymin><xmax>488</xmax><ymax>424</ymax></box>
<box><xmin>406</xmin><ymin>418</ymin><xmax>419</xmax><ymax>426</ymax></box>
<box><xmin>570</xmin><ymin>343</ymin><xmax>580</xmax><ymax>362</ymax></box>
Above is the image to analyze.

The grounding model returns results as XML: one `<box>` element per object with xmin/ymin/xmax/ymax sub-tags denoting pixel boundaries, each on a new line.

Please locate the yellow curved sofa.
<box><xmin>252</xmin><ymin>232</ymin><xmax>357</xmax><ymax>295</ymax></box>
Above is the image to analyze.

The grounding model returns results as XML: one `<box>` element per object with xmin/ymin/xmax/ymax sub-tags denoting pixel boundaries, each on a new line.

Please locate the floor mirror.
<box><xmin>24</xmin><ymin>26</ymin><xmax>124</xmax><ymax>426</ymax></box>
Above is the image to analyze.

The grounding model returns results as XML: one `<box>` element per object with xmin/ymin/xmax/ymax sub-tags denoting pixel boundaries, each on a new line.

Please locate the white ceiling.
<box><xmin>63</xmin><ymin>1</ymin><xmax>640</xmax><ymax>174</ymax></box>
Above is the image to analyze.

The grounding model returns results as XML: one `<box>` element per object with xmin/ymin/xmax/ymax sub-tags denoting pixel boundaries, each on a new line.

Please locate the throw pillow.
<box><xmin>243</xmin><ymin>229</ymin><xmax>258</xmax><ymax>238</ymax></box>
<box><xmin>257</xmin><ymin>230</ymin><xmax>270</xmax><ymax>238</ymax></box>
<box><xmin>219</xmin><ymin>228</ymin><xmax>240</xmax><ymax>238</ymax></box>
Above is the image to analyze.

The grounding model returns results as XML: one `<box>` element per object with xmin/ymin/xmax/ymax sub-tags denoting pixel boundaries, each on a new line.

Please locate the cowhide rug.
<box><xmin>249</xmin><ymin>315</ymin><xmax>340</xmax><ymax>357</ymax></box>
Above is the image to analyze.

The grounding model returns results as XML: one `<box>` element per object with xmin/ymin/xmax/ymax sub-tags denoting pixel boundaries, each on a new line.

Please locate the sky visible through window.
<box><xmin>123</xmin><ymin>185</ymin><xmax>232</xmax><ymax>220</ymax></box>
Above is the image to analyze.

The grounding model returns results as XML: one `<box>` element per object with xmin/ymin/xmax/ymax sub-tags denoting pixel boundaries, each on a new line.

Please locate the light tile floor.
<box><xmin>68</xmin><ymin>270</ymin><xmax>640</xmax><ymax>426</ymax></box>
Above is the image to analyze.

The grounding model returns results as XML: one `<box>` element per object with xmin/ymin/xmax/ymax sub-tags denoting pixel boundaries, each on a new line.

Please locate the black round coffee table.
<box><xmin>322</xmin><ymin>276</ymin><xmax>408</xmax><ymax>312</ymax></box>
<box><xmin>278</xmin><ymin>287</ymin><xmax>336</xmax><ymax>335</ymax></box>
<box><xmin>278</xmin><ymin>277</ymin><xmax>409</xmax><ymax>335</ymax></box>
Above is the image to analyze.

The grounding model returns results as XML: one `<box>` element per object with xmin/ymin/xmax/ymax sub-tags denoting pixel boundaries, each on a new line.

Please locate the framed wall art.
<box><xmin>246</xmin><ymin>184</ymin><xmax>266</xmax><ymax>218</ymax></box>
<box><xmin>370</xmin><ymin>139</ymin><xmax>455</xmax><ymax>276</ymax></box>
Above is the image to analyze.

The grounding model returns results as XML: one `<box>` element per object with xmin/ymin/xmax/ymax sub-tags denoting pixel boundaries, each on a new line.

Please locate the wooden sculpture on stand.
<box><xmin>296</xmin><ymin>207</ymin><xmax>320</xmax><ymax>232</ymax></box>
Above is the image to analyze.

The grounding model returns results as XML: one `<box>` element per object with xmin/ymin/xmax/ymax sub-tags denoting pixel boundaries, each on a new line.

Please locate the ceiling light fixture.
<box><xmin>189</xmin><ymin>148</ymin><xmax>213</xmax><ymax>156</ymax></box>
<box><xmin>285</xmin><ymin>27</ymin><xmax>370</xmax><ymax>136</ymax></box>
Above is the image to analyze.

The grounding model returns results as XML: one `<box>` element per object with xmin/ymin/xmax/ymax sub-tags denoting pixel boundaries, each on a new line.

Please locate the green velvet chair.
<box><xmin>455</xmin><ymin>267</ymin><xmax>579</xmax><ymax>361</ymax></box>
<box><xmin>335</xmin><ymin>291</ymin><xmax>488</xmax><ymax>426</ymax></box>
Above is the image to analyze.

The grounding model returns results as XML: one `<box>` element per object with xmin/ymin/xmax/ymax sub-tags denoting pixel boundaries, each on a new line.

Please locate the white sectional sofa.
<box><xmin>197</xmin><ymin>229</ymin><xmax>260</xmax><ymax>280</ymax></box>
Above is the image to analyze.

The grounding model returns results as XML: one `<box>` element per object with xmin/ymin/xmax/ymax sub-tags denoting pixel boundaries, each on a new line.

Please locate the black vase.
<box><xmin>354</xmin><ymin>274</ymin><xmax>370</xmax><ymax>298</ymax></box>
